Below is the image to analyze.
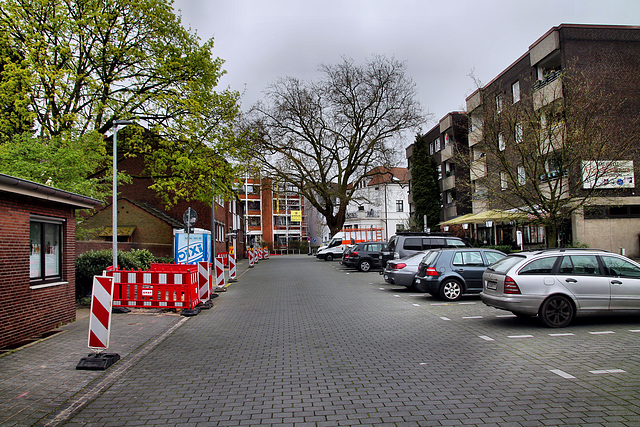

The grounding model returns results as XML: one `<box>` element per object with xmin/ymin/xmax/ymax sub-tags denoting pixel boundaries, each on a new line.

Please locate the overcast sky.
<box><xmin>173</xmin><ymin>0</ymin><xmax>639</xmax><ymax>130</ymax></box>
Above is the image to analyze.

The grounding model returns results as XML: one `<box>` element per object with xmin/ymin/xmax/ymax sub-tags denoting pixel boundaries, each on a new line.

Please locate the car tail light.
<box><xmin>392</xmin><ymin>263</ymin><xmax>407</xmax><ymax>270</ymax></box>
<box><xmin>351</xmin><ymin>251</ymin><xmax>358</xmax><ymax>257</ymax></box>
<box><xmin>426</xmin><ymin>267</ymin><xmax>439</xmax><ymax>277</ymax></box>
<box><xmin>503</xmin><ymin>276</ymin><xmax>521</xmax><ymax>294</ymax></box>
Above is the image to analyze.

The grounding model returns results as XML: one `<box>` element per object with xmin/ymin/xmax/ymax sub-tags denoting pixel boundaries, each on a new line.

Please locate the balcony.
<box><xmin>470</xmin><ymin>158</ymin><xmax>486</xmax><ymax>180</ymax></box>
<box><xmin>468</xmin><ymin>128</ymin><xmax>482</xmax><ymax>147</ymax></box>
<box><xmin>533</xmin><ymin>72</ymin><xmax>563</xmax><ymax>110</ymax></box>
<box><xmin>440</xmin><ymin>144</ymin><xmax>453</xmax><ymax>162</ymax></box>
<box><xmin>441</xmin><ymin>174</ymin><xmax>455</xmax><ymax>192</ymax></box>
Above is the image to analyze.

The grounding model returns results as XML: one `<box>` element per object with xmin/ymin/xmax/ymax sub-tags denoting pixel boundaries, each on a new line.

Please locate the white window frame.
<box><xmin>512</xmin><ymin>81</ymin><xmax>520</xmax><ymax>103</ymax></box>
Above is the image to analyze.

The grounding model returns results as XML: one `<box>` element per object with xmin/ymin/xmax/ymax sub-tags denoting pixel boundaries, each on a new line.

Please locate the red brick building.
<box><xmin>0</xmin><ymin>173</ymin><xmax>101</xmax><ymax>349</ymax></box>
<box><xmin>78</xmin><ymin>153</ymin><xmax>245</xmax><ymax>259</ymax></box>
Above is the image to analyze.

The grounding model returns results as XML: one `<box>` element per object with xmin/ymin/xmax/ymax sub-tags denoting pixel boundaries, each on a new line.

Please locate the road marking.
<box><xmin>440</xmin><ymin>316</ymin><xmax>451</xmax><ymax>321</ymax></box>
<box><xmin>508</xmin><ymin>334</ymin><xmax>534</xmax><ymax>339</ymax></box>
<box><xmin>393</xmin><ymin>294</ymin><xmax>400</xmax><ymax>297</ymax></box>
<box><xmin>549</xmin><ymin>333</ymin><xmax>575</xmax><ymax>337</ymax></box>
<box><xmin>431</xmin><ymin>303</ymin><xmax>449</xmax><ymax>306</ymax></box>
<box><xmin>412</xmin><ymin>303</ymin><xmax>421</xmax><ymax>307</ymax></box>
<box><xmin>550</xmin><ymin>369</ymin><xmax>576</xmax><ymax>379</ymax></box>
<box><xmin>462</xmin><ymin>316</ymin><xmax>483</xmax><ymax>319</ymax></box>
<box><xmin>479</xmin><ymin>335</ymin><xmax>494</xmax><ymax>341</ymax></box>
<box><xmin>630</xmin><ymin>330</ymin><xmax>640</xmax><ymax>333</ymax></box>
<box><xmin>590</xmin><ymin>369</ymin><xmax>626</xmax><ymax>374</ymax></box>
<box><xmin>496</xmin><ymin>314</ymin><xmax>517</xmax><ymax>318</ymax></box>
<box><xmin>459</xmin><ymin>302</ymin><xmax>476</xmax><ymax>305</ymax></box>
<box><xmin>589</xmin><ymin>331</ymin><xmax>615</xmax><ymax>335</ymax></box>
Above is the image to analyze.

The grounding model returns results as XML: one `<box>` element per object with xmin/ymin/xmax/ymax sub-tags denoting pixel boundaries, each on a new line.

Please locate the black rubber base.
<box><xmin>76</xmin><ymin>352</ymin><xmax>121</xmax><ymax>370</ymax></box>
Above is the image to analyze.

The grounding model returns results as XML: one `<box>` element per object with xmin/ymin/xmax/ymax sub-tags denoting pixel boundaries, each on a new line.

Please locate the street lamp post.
<box><xmin>112</xmin><ymin>119</ymin><xmax>134</xmax><ymax>268</ymax></box>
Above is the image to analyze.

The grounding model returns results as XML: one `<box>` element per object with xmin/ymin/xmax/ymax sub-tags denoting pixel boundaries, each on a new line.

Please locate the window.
<box><xmin>485</xmin><ymin>251</ymin><xmax>505</xmax><ymax>265</ymax></box>
<box><xmin>517</xmin><ymin>166</ymin><xmax>526</xmax><ymax>185</ymax></box>
<box><xmin>396</xmin><ymin>200</ymin><xmax>404</xmax><ymax>212</ymax></box>
<box><xmin>601</xmin><ymin>256</ymin><xmax>640</xmax><ymax>278</ymax></box>
<box><xmin>30</xmin><ymin>217</ymin><xmax>63</xmax><ymax>283</ymax></box>
<box><xmin>403</xmin><ymin>238</ymin><xmax>423</xmax><ymax>251</ymax></box>
<box><xmin>498</xmin><ymin>134</ymin><xmax>505</xmax><ymax>151</ymax></box>
<box><xmin>496</xmin><ymin>95</ymin><xmax>503</xmax><ymax>113</ymax></box>
<box><xmin>515</xmin><ymin>122</ymin><xmax>523</xmax><ymax>143</ymax></box>
<box><xmin>453</xmin><ymin>251</ymin><xmax>484</xmax><ymax>266</ymax></box>
<box><xmin>500</xmin><ymin>172</ymin><xmax>508</xmax><ymax>190</ymax></box>
<box><xmin>512</xmin><ymin>81</ymin><xmax>520</xmax><ymax>103</ymax></box>
<box><xmin>559</xmin><ymin>255</ymin><xmax>600</xmax><ymax>275</ymax></box>
<box><xmin>520</xmin><ymin>257</ymin><xmax>558</xmax><ymax>275</ymax></box>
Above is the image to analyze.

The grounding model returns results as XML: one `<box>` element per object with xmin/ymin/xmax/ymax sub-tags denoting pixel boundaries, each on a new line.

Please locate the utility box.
<box><xmin>173</xmin><ymin>228</ymin><xmax>211</xmax><ymax>264</ymax></box>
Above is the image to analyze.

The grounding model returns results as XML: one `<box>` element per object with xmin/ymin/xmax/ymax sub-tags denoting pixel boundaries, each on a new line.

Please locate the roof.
<box><xmin>366</xmin><ymin>167</ymin><xmax>408</xmax><ymax>186</ymax></box>
<box><xmin>0</xmin><ymin>173</ymin><xmax>102</xmax><ymax>209</ymax></box>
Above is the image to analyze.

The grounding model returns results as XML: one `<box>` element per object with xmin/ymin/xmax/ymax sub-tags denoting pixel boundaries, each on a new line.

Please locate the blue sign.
<box><xmin>174</xmin><ymin>232</ymin><xmax>210</xmax><ymax>264</ymax></box>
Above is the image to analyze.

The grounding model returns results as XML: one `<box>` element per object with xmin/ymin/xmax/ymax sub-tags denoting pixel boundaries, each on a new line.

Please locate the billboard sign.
<box><xmin>174</xmin><ymin>230</ymin><xmax>210</xmax><ymax>264</ymax></box>
<box><xmin>582</xmin><ymin>160</ymin><xmax>635</xmax><ymax>189</ymax></box>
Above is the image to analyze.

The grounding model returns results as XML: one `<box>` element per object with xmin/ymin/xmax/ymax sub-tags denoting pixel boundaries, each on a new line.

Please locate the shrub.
<box><xmin>75</xmin><ymin>249</ymin><xmax>157</xmax><ymax>299</ymax></box>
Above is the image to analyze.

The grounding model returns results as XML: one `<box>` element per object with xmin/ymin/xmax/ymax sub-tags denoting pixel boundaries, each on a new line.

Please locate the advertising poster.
<box><xmin>174</xmin><ymin>230</ymin><xmax>210</xmax><ymax>264</ymax></box>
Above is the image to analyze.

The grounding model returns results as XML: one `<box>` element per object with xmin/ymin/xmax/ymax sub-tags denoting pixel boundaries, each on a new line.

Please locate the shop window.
<box><xmin>30</xmin><ymin>217</ymin><xmax>63</xmax><ymax>283</ymax></box>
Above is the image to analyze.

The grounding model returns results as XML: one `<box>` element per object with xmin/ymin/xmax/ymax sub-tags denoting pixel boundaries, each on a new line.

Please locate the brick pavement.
<box><xmin>2</xmin><ymin>255</ymin><xmax>640</xmax><ymax>426</ymax></box>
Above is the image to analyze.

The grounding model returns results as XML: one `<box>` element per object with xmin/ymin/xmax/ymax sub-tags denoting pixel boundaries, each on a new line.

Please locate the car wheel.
<box><xmin>439</xmin><ymin>279</ymin><xmax>463</xmax><ymax>301</ymax></box>
<box><xmin>358</xmin><ymin>260</ymin><xmax>371</xmax><ymax>272</ymax></box>
<box><xmin>539</xmin><ymin>295</ymin><xmax>575</xmax><ymax>328</ymax></box>
<box><xmin>325</xmin><ymin>254</ymin><xmax>333</xmax><ymax>261</ymax></box>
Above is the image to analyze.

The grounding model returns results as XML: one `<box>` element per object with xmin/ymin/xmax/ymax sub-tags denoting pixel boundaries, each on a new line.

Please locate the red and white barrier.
<box><xmin>249</xmin><ymin>249</ymin><xmax>255</xmax><ymax>268</ymax></box>
<box><xmin>107</xmin><ymin>266</ymin><xmax>199</xmax><ymax>310</ymax></box>
<box><xmin>215</xmin><ymin>255</ymin><xmax>225</xmax><ymax>288</ymax></box>
<box><xmin>229</xmin><ymin>252</ymin><xmax>237</xmax><ymax>282</ymax></box>
<box><xmin>197</xmin><ymin>261</ymin><xmax>210</xmax><ymax>302</ymax></box>
<box><xmin>264</xmin><ymin>247</ymin><xmax>270</xmax><ymax>259</ymax></box>
<box><xmin>88</xmin><ymin>276</ymin><xmax>114</xmax><ymax>351</ymax></box>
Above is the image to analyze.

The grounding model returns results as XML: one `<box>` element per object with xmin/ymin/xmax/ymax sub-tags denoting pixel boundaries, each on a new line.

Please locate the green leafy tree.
<box><xmin>0</xmin><ymin>131</ymin><xmax>119</xmax><ymax>199</ymax></box>
<box><xmin>0</xmin><ymin>28</ymin><xmax>33</xmax><ymax>140</ymax></box>
<box><xmin>0</xmin><ymin>0</ymin><xmax>244</xmax><ymax>204</ymax></box>
<box><xmin>409</xmin><ymin>133</ymin><xmax>441</xmax><ymax>231</ymax></box>
<box><xmin>247</xmin><ymin>56</ymin><xmax>424</xmax><ymax>235</ymax></box>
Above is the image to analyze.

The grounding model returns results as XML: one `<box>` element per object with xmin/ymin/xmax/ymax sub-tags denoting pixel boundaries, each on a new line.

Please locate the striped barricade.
<box><xmin>106</xmin><ymin>268</ymin><xmax>199</xmax><ymax>310</ymax></box>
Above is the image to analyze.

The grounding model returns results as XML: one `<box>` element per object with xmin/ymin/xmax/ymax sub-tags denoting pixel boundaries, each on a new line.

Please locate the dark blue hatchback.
<box><xmin>414</xmin><ymin>248</ymin><xmax>506</xmax><ymax>301</ymax></box>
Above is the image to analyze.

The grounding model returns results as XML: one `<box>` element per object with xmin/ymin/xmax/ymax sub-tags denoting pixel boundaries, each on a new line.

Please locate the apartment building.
<box><xmin>465</xmin><ymin>24</ymin><xmax>640</xmax><ymax>254</ymax></box>
<box><xmin>343</xmin><ymin>166</ymin><xmax>410</xmax><ymax>241</ymax></box>
<box><xmin>238</xmin><ymin>177</ymin><xmax>308</xmax><ymax>251</ymax></box>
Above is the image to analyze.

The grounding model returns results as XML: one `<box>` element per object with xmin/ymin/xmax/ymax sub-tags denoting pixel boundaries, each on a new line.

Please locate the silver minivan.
<box><xmin>481</xmin><ymin>249</ymin><xmax>640</xmax><ymax>327</ymax></box>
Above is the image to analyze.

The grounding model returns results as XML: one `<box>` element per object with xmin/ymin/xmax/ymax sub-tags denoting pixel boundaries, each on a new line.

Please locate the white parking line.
<box><xmin>590</xmin><ymin>369</ymin><xmax>626</xmax><ymax>374</ymax></box>
<box><xmin>440</xmin><ymin>316</ymin><xmax>451</xmax><ymax>321</ymax></box>
<box><xmin>550</xmin><ymin>369</ymin><xmax>576</xmax><ymax>379</ymax></box>
<box><xmin>412</xmin><ymin>303</ymin><xmax>421</xmax><ymax>307</ymax></box>
<box><xmin>589</xmin><ymin>331</ymin><xmax>615</xmax><ymax>335</ymax></box>
<box><xmin>630</xmin><ymin>330</ymin><xmax>640</xmax><ymax>333</ymax></box>
<box><xmin>459</xmin><ymin>302</ymin><xmax>476</xmax><ymax>305</ymax></box>
<box><xmin>508</xmin><ymin>334</ymin><xmax>534</xmax><ymax>339</ymax></box>
<box><xmin>431</xmin><ymin>303</ymin><xmax>449</xmax><ymax>306</ymax></box>
<box><xmin>549</xmin><ymin>333</ymin><xmax>575</xmax><ymax>337</ymax></box>
<box><xmin>479</xmin><ymin>335</ymin><xmax>494</xmax><ymax>341</ymax></box>
<box><xmin>462</xmin><ymin>316</ymin><xmax>483</xmax><ymax>319</ymax></box>
<box><xmin>393</xmin><ymin>294</ymin><xmax>401</xmax><ymax>297</ymax></box>
<box><xmin>496</xmin><ymin>314</ymin><xmax>517</xmax><ymax>318</ymax></box>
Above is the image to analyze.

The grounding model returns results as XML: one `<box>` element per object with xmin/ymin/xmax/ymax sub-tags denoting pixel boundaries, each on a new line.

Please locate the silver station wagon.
<box><xmin>481</xmin><ymin>249</ymin><xmax>640</xmax><ymax>327</ymax></box>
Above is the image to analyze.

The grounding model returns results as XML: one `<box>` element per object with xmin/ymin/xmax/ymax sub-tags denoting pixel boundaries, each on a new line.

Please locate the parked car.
<box><xmin>481</xmin><ymin>248</ymin><xmax>640</xmax><ymax>327</ymax></box>
<box><xmin>382</xmin><ymin>233</ymin><xmax>470</xmax><ymax>266</ymax></box>
<box><xmin>382</xmin><ymin>251</ymin><xmax>429</xmax><ymax>288</ymax></box>
<box><xmin>414</xmin><ymin>248</ymin><xmax>506</xmax><ymax>301</ymax></box>
<box><xmin>342</xmin><ymin>241</ymin><xmax>387</xmax><ymax>272</ymax></box>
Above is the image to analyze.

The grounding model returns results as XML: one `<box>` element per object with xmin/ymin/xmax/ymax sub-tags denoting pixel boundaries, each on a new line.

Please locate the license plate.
<box><xmin>486</xmin><ymin>281</ymin><xmax>497</xmax><ymax>290</ymax></box>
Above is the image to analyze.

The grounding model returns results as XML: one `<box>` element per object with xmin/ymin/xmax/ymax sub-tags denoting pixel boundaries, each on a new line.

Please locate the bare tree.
<box><xmin>458</xmin><ymin>69</ymin><xmax>640</xmax><ymax>246</ymax></box>
<box><xmin>246</xmin><ymin>56</ymin><xmax>425</xmax><ymax>235</ymax></box>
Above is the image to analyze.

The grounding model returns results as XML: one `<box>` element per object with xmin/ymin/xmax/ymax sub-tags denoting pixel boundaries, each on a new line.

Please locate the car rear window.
<box><xmin>420</xmin><ymin>251</ymin><xmax>439</xmax><ymax>266</ymax></box>
<box><xmin>519</xmin><ymin>256</ymin><xmax>558</xmax><ymax>275</ymax></box>
<box><xmin>446</xmin><ymin>239</ymin><xmax>468</xmax><ymax>248</ymax></box>
<box><xmin>486</xmin><ymin>254</ymin><xmax>525</xmax><ymax>274</ymax></box>
<box><xmin>403</xmin><ymin>237</ymin><xmax>423</xmax><ymax>251</ymax></box>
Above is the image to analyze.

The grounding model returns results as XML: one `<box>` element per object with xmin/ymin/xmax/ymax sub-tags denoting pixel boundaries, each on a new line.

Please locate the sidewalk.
<box><xmin>0</xmin><ymin>258</ymin><xmax>252</xmax><ymax>426</ymax></box>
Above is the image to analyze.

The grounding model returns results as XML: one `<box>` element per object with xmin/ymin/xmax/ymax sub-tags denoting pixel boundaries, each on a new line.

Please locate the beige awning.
<box><xmin>438</xmin><ymin>213</ymin><xmax>478</xmax><ymax>226</ymax></box>
<box><xmin>439</xmin><ymin>210</ymin><xmax>528</xmax><ymax>226</ymax></box>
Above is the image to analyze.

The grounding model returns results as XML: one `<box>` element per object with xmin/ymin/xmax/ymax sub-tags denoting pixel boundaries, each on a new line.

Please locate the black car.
<box><xmin>342</xmin><ymin>241</ymin><xmax>386</xmax><ymax>272</ymax></box>
<box><xmin>414</xmin><ymin>248</ymin><xmax>506</xmax><ymax>301</ymax></box>
<box><xmin>381</xmin><ymin>232</ymin><xmax>471</xmax><ymax>266</ymax></box>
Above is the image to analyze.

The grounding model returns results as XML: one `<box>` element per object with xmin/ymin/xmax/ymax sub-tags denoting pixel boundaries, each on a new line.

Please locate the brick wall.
<box><xmin>0</xmin><ymin>194</ymin><xmax>77</xmax><ymax>349</ymax></box>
